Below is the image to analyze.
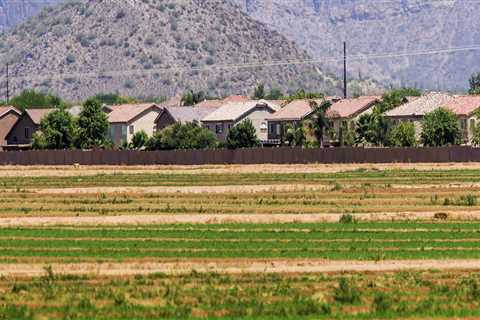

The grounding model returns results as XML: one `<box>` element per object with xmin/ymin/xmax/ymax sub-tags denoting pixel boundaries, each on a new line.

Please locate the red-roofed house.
<box><xmin>444</xmin><ymin>95</ymin><xmax>480</xmax><ymax>143</ymax></box>
<box><xmin>0</xmin><ymin>106</ymin><xmax>21</xmax><ymax>150</ymax></box>
<box><xmin>327</xmin><ymin>96</ymin><xmax>380</xmax><ymax>142</ymax></box>
<box><xmin>107</xmin><ymin>103</ymin><xmax>163</xmax><ymax>146</ymax></box>
<box><xmin>266</xmin><ymin>96</ymin><xmax>379</xmax><ymax>144</ymax></box>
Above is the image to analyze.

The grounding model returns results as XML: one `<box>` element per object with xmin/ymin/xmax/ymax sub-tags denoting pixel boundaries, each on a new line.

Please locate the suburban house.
<box><xmin>5</xmin><ymin>108</ymin><xmax>54</xmax><ymax>149</ymax></box>
<box><xmin>443</xmin><ymin>95</ymin><xmax>480</xmax><ymax>144</ymax></box>
<box><xmin>384</xmin><ymin>92</ymin><xmax>455</xmax><ymax>139</ymax></box>
<box><xmin>265</xmin><ymin>99</ymin><xmax>322</xmax><ymax>142</ymax></box>
<box><xmin>326</xmin><ymin>96</ymin><xmax>380</xmax><ymax>142</ymax></box>
<box><xmin>156</xmin><ymin>106</ymin><xmax>220</xmax><ymax>131</ymax></box>
<box><xmin>202</xmin><ymin>100</ymin><xmax>280</xmax><ymax>142</ymax></box>
<box><xmin>107</xmin><ymin>103</ymin><xmax>163</xmax><ymax>146</ymax></box>
<box><xmin>266</xmin><ymin>96</ymin><xmax>378</xmax><ymax>143</ymax></box>
<box><xmin>0</xmin><ymin>106</ymin><xmax>22</xmax><ymax>150</ymax></box>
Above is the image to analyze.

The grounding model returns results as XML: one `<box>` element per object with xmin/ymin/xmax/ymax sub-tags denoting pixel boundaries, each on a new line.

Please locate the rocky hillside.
<box><xmin>0</xmin><ymin>0</ymin><xmax>378</xmax><ymax>101</ymax></box>
<box><xmin>232</xmin><ymin>0</ymin><xmax>480</xmax><ymax>91</ymax></box>
<box><xmin>0</xmin><ymin>0</ymin><xmax>61</xmax><ymax>30</ymax></box>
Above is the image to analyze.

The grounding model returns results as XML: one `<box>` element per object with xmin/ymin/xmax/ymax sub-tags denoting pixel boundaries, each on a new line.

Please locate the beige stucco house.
<box><xmin>201</xmin><ymin>100</ymin><xmax>280</xmax><ymax>142</ymax></box>
<box><xmin>266</xmin><ymin>96</ymin><xmax>378</xmax><ymax>144</ymax></box>
<box><xmin>384</xmin><ymin>92</ymin><xmax>455</xmax><ymax>140</ymax></box>
<box><xmin>107</xmin><ymin>103</ymin><xmax>162</xmax><ymax>146</ymax></box>
<box><xmin>444</xmin><ymin>95</ymin><xmax>480</xmax><ymax>144</ymax></box>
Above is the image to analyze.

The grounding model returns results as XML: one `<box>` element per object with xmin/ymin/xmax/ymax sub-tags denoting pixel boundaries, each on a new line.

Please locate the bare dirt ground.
<box><xmin>1</xmin><ymin>211</ymin><xmax>480</xmax><ymax>227</ymax></box>
<box><xmin>30</xmin><ymin>182</ymin><xmax>480</xmax><ymax>194</ymax></box>
<box><xmin>0</xmin><ymin>162</ymin><xmax>479</xmax><ymax>177</ymax></box>
<box><xmin>2</xmin><ymin>259</ymin><xmax>480</xmax><ymax>277</ymax></box>
<box><xmin>33</xmin><ymin>184</ymin><xmax>329</xmax><ymax>194</ymax></box>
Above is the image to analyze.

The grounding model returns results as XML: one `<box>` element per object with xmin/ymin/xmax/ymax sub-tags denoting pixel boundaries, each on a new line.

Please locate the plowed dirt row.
<box><xmin>1</xmin><ymin>211</ymin><xmax>480</xmax><ymax>226</ymax></box>
<box><xmin>1</xmin><ymin>162</ymin><xmax>480</xmax><ymax>177</ymax></box>
<box><xmin>2</xmin><ymin>259</ymin><xmax>480</xmax><ymax>277</ymax></box>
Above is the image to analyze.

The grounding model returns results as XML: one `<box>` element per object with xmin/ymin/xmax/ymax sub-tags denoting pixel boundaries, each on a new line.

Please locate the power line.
<box><xmin>3</xmin><ymin>44</ymin><xmax>480</xmax><ymax>83</ymax></box>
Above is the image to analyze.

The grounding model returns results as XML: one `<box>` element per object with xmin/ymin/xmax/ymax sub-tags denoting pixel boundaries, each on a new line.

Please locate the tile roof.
<box><xmin>25</xmin><ymin>108</ymin><xmax>56</xmax><ymax>125</ymax></box>
<box><xmin>385</xmin><ymin>92</ymin><xmax>454</xmax><ymax>117</ymax></box>
<box><xmin>327</xmin><ymin>96</ymin><xmax>380</xmax><ymax>118</ymax></box>
<box><xmin>266</xmin><ymin>96</ymin><xmax>379</xmax><ymax>121</ymax></box>
<box><xmin>0</xmin><ymin>106</ymin><xmax>21</xmax><ymax>119</ymax></box>
<box><xmin>202</xmin><ymin>100</ymin><xmax>279</xmax><ymax>122</ymax></box>
<box><xmin>266</xmin><ymin>99</ymin><xmax>323</xmax><ymax>121</ymax></box>
<box><xmin>193</xmin><ymin>99</ymin><xmax>224</xmax><ymax>108</ymax></box>
<box><xmin>222</xmin><ymin>95</ymin><xmax>249</xmax><ymax>103</ymax></box>
<box><xmin>444</xmin><ymin>95</ymin><xmax>480</xmax><ymax>116</ymax></box>
<box><xmin>108</xmin><ymin>103</ymin><xmax>161</xmax><ymax>123</ymax></box>
<box><xmin>164</xmin><ymin>106</ymin><xmax>219</xmax><ymax>123</ymax></box>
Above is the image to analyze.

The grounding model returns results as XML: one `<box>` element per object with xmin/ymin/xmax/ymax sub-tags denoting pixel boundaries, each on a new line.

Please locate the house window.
<box><xmin>24</xmin><ymin>127</ymin><xmax>31</xmax><ymax>139</ymax></box>
<box><xmin>276</xmin><ymin>124</ymin><xmax>281</xmax><ymax>135</ymax></box>
<box><xmin>269</xmin><ymin>123</ymin><xmax>275</xmax><ymax>134</ymax></box>
<box><xmin>470</xmin><ymin>119</ymin><xmax>476</xmax><ymax>134</ymax></box>
<box><xmin>215</xmin><ymin>123</ymin><xmax>224</xmax><ymax>134</ymax></box>
<box><xmin>121</xmin><ymin>125</ymin><xmax>127</xmax><ymax>141</ymax></box>
<box><xmin>227</xmin><ymin>124</ymin><xmax>233</xmax><ymax>130</ymax></box>
<box><xmin>129</xmin><ymin>125</ymin><xmax>134</xmax><ymax>134</ymax></box>
<box><xmin>460</xmin><ymin>119</ymin><xmax>467</xmax><ymax>130</ymax></box>
<box><xmin>341</xmin><ymin>120</ymin><xmax>347</xmax><ymax>128</ymax></box>
<box><xmin>350</xmin><ymin>121</ymin><xmax>355</xmax><ymax>130</ymax></box>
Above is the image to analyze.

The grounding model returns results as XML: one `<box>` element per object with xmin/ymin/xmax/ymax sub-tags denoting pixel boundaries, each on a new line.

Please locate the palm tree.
<box><xmin>309</xmin><ymin>100</ymin><xmax>332</xmax><ymax>147</ymax></box>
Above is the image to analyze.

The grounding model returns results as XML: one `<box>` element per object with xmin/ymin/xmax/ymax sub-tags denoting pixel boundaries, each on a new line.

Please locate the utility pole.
<box><xmin>6</xmin><ymin>63</ymin><xmax>9</xmax><ymax>104</ymax></box>
<box><xmin>343</xmin><ymin>41</ymin><xmax>347</xmax><ymax>99</ymax></box>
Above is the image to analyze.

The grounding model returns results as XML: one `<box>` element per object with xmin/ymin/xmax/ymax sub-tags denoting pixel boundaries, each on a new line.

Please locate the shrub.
<box><xmin>339</xmin><ymin>214</ymin><xmax>354</xmax><ymax>224</ymax></box>
<box><xmin>146</xmin><ymin>122</ymin><xmax>218</xmax><ymax>150</ymax></box>
<box><xmin>334</xmin><ymin>277</ymin><xmax>360</xmax><ymax>304</ymax></box>
<box><xmin>421</xmin><ymin>108</ymin><xmax>460</xmax><ymax>146</ymax></box>
<box><xmin>372</xmin><ymin>291</ymin><xmax>392</xmax><ymax>314</ymax></box>
<box><xmin>388</xmin><ymin>122</ymin><xmax>417</xmax><ymax>147</ymax></box>
<box><xmin>130</xmin><ymin>130</ymin><xmax>149</xmax><ymax>150</ymax></box>
<box><xmin>226</xmin><ymin>119</ymin><xmax>260</xmax><ymax>149</ymax></box>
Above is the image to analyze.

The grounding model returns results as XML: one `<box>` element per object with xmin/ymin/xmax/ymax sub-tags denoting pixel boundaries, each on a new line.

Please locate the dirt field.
<box><xmin>1</xmin><ymin>162</ymin><xmax>480</xmax><ymax>177</ymax></box>
<box><xmin>2</xmin><ymin>259</ymin><xmax>480</xmax><ymax>277</ymax></box>
<box><xmin>1</xmin><ymin>211</ymin><xmax>480</xmax><ymax>227</ymax></box>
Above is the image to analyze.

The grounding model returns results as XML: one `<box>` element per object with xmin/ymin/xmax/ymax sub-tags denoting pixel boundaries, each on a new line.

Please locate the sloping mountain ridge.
<box><xmin>231</xmin><ymin>0</ymin><xmax>480</xmax><ymax>91</ymax></box>
<box><xmin>0</xmin><ymin>0</ymin><xmax>378</xmax><ymax>101</ymax></box>
<box><xmin>1</xmin><ymin>0</ymin><xmax>480</xmax><ymax>92</ymax></box>
<box><xmin>0</xmin><ymin>0</ymin><xmax>61</xmax><ymax>30</ymax></box>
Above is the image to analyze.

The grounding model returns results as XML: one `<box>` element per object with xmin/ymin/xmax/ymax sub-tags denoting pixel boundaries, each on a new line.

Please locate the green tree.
<box><xmin>469</xmin><ymin>73</ymin><xmax>480</xmax><ymax>95</ymax></box>
<box><xmin>421</xmin><ymin>108</ymin><xmax>460</xmax><ymax>146</ymax></box>
<box><xmin>10</xmin><ymin>89</ymin><xmax>67</xmax><ymax>111</ymax></box>
<box><xmin>130</xmin><ymin>130</ymin><xmax>149</xmax><ymax>150</ymax></box>
<box><xmin>265</xmin><ymin>88</ymin><xmax>284</xmax><ymax>100</ymax></box>
<box><xmin>181</xmin><ymin>90</ymin><xmax>208</xmax><ymax>106</ymax></box>
<box><xmin>253</xmin><ymin>84</ymin><xmax>265</xmax><ymax>99</ymax></box>
<box><xmin>355</xmin><ymin>107</ymin><xmax>392</xmax><ymax>146</ymax></box>
<box><xmin>310</xmin><ymin>100</ymin><xmax>332</xmax><ymax>147</ymax></box>
<box><xmin>388</xmin><ymin>122</ymin><xmax>418</xmax><ymax>147</ymax></box>
<box><xmin>33</xmin><ymin>107</ymin><xmax>76</xmax><ymax>149</ymax></box>
<box><xmin>338</xmin><ymin>122</ymin><xmax>357</xmax><ymax>147</ymax></box>
<box><xmin>76</xmin><ymin>98</ymin><xmax>109</xmax><ymax>149</ymax></box>
<box><xmin>147</xmin><ymin>122</ymin><xmax>218</xmax><ymax>150</ymax></box>
<box><xmin>285</xmin><ymin>89</ymin><xmax>324</xmax><ymax>102</ymax></box>
<box><xmin>284</xmin><ymin>123</ymin><xmax>305</xmax><ymax>146</ymax></box>
<box><xmin>91</xmin><ymin>93</ymin><xmax>138</xmax><ymax>105</ymax></box>
<box><xmin>376</xmin><ymin>88</ymin><xmax>422</xmax><ymax>113</ymax></box>
<box><xmin>226</xmin><ymin>119</ymin><xmax>260</xmax><ymax>149</ymax></box>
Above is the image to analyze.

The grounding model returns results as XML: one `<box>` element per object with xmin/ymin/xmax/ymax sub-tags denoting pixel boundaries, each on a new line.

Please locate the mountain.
<box><xmin>0</xmin><ymin>0</ymin><xmax>379</xmax><ymax>101</ymax></box>
<box><xmin>0</xmin><ymin>0</ymin><xmax>61</xmax><ymax>30</ymax></box>
<box><xmin>1</xmin><ymin>1</ymin><xmax>480</xmax><ymax>92</ymax></box>
<box><xmin>231</xmin><ymin>0</ymin><xmax>480</xmax><ymax>91</ymax></box>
